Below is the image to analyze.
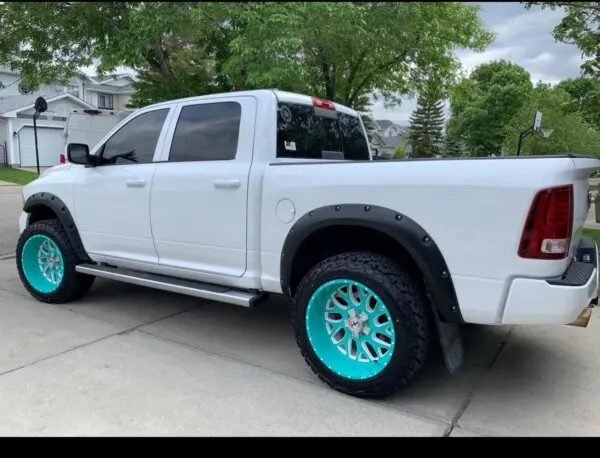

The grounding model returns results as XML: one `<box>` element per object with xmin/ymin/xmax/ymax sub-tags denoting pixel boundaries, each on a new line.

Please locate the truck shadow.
<box><xmin>79</xmin><ymin>279</ymin><xmax>568</xmax><ymax>424</ymax></box>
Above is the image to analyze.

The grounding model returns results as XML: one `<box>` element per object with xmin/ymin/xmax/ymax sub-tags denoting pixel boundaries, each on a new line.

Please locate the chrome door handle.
<box><xmin>125</xmin><ymin>179</ymin><xmax>146</xmax><ymax>188</ymax></box>
<box><xmin>213</xmin><ymin>179</ymin><xmax>241</xmax><ymax>189</ymax></box>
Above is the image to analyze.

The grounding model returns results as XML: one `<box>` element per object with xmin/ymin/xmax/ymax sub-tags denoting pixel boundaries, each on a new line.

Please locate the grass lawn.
<box><xmin>582</xmin><ymin>228</ymin><xmax>600</xmax><ymax>247</ymax></box>
<box><xmin>0</xmin><ymin>167</ymin><xmax>39</xmax><ymax>186</ymax></box>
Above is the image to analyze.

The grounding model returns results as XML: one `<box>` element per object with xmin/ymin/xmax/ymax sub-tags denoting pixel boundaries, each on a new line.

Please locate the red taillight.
<box><xmin>59</xmin><ymin>154</ymin><xmax>66</xmax><ymax>164</ymax></box>
<box><xmin>312</xmin><ymin>97</ymin><xmax>336</xmax><ymax>110</ymax></box>
<box><xmin>518</xmin><ymin>185</ymin><xmax>573</xmax><ymax>260</ymax></box>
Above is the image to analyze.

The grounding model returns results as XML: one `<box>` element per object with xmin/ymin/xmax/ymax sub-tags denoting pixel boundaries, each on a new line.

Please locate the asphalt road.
<box><xmin>0</xmin><ymin>257</ymin><xmax>599</xmax><ymax>436</ymax></box>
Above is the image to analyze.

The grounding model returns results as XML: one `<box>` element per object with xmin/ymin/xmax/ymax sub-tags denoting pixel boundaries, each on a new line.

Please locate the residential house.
<box><xmin>0</xmin><ymin>67</ymin><xmax>136</xmax><ymax>168</ymax></box>
<box><xmin>368</xmin><ymin>119</ymin><xmax>412</xmax><ymax>159</ymax></box>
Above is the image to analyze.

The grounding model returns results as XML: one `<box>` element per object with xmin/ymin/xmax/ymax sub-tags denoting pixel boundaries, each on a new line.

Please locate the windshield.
<box><xmin>276</xmin><ymin>102</ymin><xmax>370</xmax><ymax>160</ymax></box>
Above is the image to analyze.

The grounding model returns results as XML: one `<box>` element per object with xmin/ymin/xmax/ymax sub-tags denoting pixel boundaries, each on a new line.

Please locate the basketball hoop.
<box><xmin>540</xmin><ymin>127</ymin><xmax>554</xmax><ymax>138</ymax></box>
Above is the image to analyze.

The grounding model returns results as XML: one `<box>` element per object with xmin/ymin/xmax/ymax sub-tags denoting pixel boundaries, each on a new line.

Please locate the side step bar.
<box><xmin>75</xmin><ymin>263</ymin><xmax>265</xmax><ymax>308</ymax></box>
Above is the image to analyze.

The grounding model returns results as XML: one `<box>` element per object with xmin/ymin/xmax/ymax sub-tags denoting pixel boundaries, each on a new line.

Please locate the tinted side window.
<box><xmin>169</xmin><ymin>102</ymin><xmax>241</xmax><ymax>162</ymax></box>
<box><xmin>338</xmin><ymin>113</ymin><xmax>370</xmax><ymax>160</ymax></box>
<box><xmin>276</xmin><ymin>103</ymin><xmax>369</xmax><ymax>160</ymax></box>
<box><xmin>101</xmin><ymin>109</ymin><xmax>169</xmax><ymax>165</ymax></box>
<box><xmin>277</xmin><ymin>103</ymin><xmax>342</xmax><ymax>160</ymax></box>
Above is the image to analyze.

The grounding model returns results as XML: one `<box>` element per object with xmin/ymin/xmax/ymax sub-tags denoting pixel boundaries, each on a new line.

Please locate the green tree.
<box><xmin>0</xmin><ymin>2</ymin><xmax>230</xmax><ymax>105</ymax></box>
<box><xmin>503</xmin><ymin>82</ymin><xmax>600</xmax><ymax>156</ymax></box>
<box><xmin>226</xmin><ymin>2</ymin><xmax>494</xmax><ymax>110</ymax></box>
<box><xmin>525</xmin><ymin>2</ymin><xmax>600</xmax><ymax>76</ymax></box>
<box><xmin>393</xmin><ymin>143</ymin><xmax>407</xmax><ymax>159</ymax></box>
<box><xmin>443</xmin><ymin>136</ymin><xmax>463</xmax><ymax>157</ymax></box>
<box><xmin>0</xmin><ymin>2</ymin><xmax>494</xmax><ymax>108</ymax></box>
<box><xmin>447</xmin><ymin>60</ymin><xmax>534</xmax><ymax>156</ymax></box>
<box><xmin>408</xmin><ymin>92</ymin><xmax>446</xmax><ymax>158</ymax></box>
<box><xmin>555</xmin><ymin>76</ymin><xmax>600</xmax><ymax>129</ymax></box>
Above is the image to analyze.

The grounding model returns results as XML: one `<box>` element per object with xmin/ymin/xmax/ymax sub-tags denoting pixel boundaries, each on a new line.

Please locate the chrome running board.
<box><xmin>75</xmin><ymin>263</ymin><xmax>264</xmax><ymax>308</ymax></box>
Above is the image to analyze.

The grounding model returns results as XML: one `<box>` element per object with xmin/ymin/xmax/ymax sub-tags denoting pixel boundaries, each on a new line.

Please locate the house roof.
<box><xmin>0</xmin><ymin>92</ymin><xmax>96</xmax><ymax>117</ymax></box>
<box><xmin>95</xmin><ymin>73</ymin><xmax>138</xmax><ymax>84</ymax></box>
<box><xmin>369</xmin><ymin>131</ymin><xmax>409</xmax><ymax>149</ymax></box>
<box><xmin>84</xmin><ymin>83</ymin><xmax>134</xmax><ymax>94</ymax></box>
<box><xmin>375</xmin><ymin>119</ymin><xmax>393</xmax><ymax>129</ymax></box>
<box><xmin>381</xmin><ymin>135</ymin><xmax>403</xmax><ymax>148</ymax></box>
<box><xmin>0</xmin><ymin>66</ymin><xmax>92</xmax><ymax>81</ymax></box>
<box><xmin>0</xmin><ymin>67</ymin><xmax>20</xmax><ymax>76</ymax></box>
<box><xmin>0</xmin><ymin>94</ymin><xmax>46</xmax><ymax>114</ymax></box>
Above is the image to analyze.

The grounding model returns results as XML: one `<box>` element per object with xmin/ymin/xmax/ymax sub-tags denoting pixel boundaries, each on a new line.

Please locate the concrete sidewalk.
<box><xmin>0</xmin><ymin>184</ymin><xmax>22</xmax><ymax>257</ymax></box>
<box><xmin>0</xmin><ymin>258</ymin><xmax>599</xmax><ymax>436</ymax></box>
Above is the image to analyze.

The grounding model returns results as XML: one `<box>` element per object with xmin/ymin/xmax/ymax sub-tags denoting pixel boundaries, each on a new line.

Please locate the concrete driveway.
<box><xmin>0</xmin><ymin>258</ymin><xmax>599</xmax><ymax>436</ymax></box>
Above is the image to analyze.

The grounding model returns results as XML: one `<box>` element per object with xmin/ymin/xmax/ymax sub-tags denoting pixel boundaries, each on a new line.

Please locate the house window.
<box><xmin>98</xmin><ymin>93</ymin><xmax>114</xmax><ymax>110</ymax></box>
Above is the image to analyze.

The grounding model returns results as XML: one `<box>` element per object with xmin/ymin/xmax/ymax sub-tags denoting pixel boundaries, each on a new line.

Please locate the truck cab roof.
<box><xmin>145</xmin><ymin>89</ymin><xmax>361</xmax><ymax>118</ymax></box>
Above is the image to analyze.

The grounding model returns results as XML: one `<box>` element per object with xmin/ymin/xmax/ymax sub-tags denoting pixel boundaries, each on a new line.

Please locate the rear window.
<box><xmin>276</xmin><ymin>102</ymin><xmax>370</xmax><ymax>160</ymax></box>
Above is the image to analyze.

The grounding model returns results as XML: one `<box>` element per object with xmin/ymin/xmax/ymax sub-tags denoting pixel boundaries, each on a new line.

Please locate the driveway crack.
<box><xmin>442</xmin><ymin>326</ymin><xmax>515</xmax><ymax>437</ymax></box>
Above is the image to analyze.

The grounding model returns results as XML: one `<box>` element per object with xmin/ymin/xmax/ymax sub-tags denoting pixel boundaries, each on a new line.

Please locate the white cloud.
<box><xmin>526</xmin><ymin>52</ymin><xmax>555</xmax><ymax>67</ymax></box>
<box><xmin>569</xmin><ymin>53</ymin><xmax>586</xmax><ymax>67</ymax></box>
<box><xmin>490</xmin><ymin>6</ymin><xmax>566</xmax><ymax>44</ymax></box>
<box><xmin>456</xmin><ymin>46</ymin><xmax>525</xmax><ymax>75</ymax></box>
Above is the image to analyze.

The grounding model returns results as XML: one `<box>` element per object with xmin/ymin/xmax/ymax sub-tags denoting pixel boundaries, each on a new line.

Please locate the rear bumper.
<box><xmin>502</xmin><ymin>236</ymin><xmax>598</xmax><ymax>325</ymax></box>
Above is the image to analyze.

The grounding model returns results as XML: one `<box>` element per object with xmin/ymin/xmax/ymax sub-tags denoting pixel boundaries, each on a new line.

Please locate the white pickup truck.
<box><xmin>15</xmin><ymin>89</ymin><xmax>600</xmax><ymax>399</ymax></box>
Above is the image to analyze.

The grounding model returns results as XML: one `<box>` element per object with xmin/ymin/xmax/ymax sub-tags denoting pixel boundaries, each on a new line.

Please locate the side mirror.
<box><xmin>66</xmin><ymin>143</ymin><xmax>95</xmax><ymax>166</ymax></box>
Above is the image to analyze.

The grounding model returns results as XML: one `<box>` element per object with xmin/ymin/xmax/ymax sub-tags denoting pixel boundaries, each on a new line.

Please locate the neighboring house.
<box><xmin>82</xmin><ymin>74</ymin><xmax>135</xmax><ymax>112</ymax></box>
<box><xmin>0</xmin><ymin>67</ymin><xmax>137</xmax><ymax>167</ymax></box>
<box><xmin>368</xmin><ymin>119</ymin><xmax>412</xmax><ymax>159</ymax></box>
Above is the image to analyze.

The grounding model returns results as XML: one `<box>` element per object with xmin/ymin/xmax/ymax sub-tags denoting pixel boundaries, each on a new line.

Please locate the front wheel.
<box><xmin>293</xmin><ymin>251</ymin><xmax>431</xmax><ymax>399</ymax></box>
<box><xmin>16</xmin><ymin>220</ymin><xmax>95</xmax><ymax>304</ymax></box>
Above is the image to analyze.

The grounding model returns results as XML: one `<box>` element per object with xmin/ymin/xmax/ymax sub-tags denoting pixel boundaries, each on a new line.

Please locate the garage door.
<box><xmin>18</xmin><ymin>127</ymin><xmax>64</xmax><ymax>167</ymax></box>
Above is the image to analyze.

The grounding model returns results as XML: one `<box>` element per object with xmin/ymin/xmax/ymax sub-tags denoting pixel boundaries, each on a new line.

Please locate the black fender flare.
<box><xmin>280</xmin><ymin>204</ymin><xmax>463</xmax><ymax>323</ymax></box>
<box><xmin>23</xmin><ymin>192</ymin><xmax>90</xmax><ymax>262</ymax></box>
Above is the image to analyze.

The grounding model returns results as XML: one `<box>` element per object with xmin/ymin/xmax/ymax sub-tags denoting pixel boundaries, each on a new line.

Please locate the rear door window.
<box><xmin>276</xmin><ymin>102</ymin><xmax>370</xmax><ymax>160</ymax></box>
<box><xmin>168</xmin><ymin>102</ymin><xmax>241</xmax><ymax>162</ymax></box>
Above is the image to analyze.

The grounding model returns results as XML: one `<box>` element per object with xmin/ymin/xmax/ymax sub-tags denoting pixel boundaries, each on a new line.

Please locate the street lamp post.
<box><xmin>32</xmin><ymin>96</ymin><xmax>48</xmax><ymax>175</ymax></box>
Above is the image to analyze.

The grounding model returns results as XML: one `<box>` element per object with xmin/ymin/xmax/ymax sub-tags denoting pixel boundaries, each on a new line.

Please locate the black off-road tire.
<box><xmin>293</xmin><ymin>251</ymin><xmax>431</xmax><ymax>399</ymax></box>
<box><xmin>16</xmin><ymin>219</ymin><xmax>95</xmax><ymax>304</ymax></box>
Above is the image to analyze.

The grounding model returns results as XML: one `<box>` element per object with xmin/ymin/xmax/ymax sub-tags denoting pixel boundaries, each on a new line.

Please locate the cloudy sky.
<box><xmin>369</xmin><ymin>2</ymin><xmax>585</xmax><ymax>125</ymax></box>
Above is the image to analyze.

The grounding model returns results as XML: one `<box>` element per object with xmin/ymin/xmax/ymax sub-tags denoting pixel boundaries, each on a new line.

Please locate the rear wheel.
<box><xmin>16</xmin><ymin>220</ymin><xmax>94</xmax><ymax>304</ymax></box>
<box><xmin>293</xmin><ymin>251</ymin><xmax>431</xmax><ymax>398</ymax></box>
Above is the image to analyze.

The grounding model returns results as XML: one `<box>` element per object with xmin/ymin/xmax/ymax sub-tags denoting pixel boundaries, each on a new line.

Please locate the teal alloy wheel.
<box><xmin>306</xmin><ymin>279</ymin><xmax>395</xmax><ymax>380</ymax></box>
<box><xmin>17</xmin><ymin>220</ymin><xmax>96</xmax><ymax>304</ymax></box>
<box><xmin>21</xmin><ymin>234</ymin><xmax>65</xmax><ymax>294</ymax></box>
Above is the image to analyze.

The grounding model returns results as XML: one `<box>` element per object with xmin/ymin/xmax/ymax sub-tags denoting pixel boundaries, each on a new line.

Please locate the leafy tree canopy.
<box><xmin>555</xmin><ymin>76</ymin><xmax>600</xmax><ymax>129</ymax></box>
<box><xmin>0</xmin><ymin>2</ymin><xmax>494</xmax><ymax>108</ymax></box>
<box><xmin>393</xmin><ymin>142</ymin><xmax>408</xmax><ymax>159</ymax></box>
<box><xmin>447</xmin><ymin>60</ymin><xmax>534</xmax><ymax>156</ymax></box>
<box><xmin>502</xmin><ymin>82</ymin><xmax>600</xmax><ymax>156</ymax></box>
